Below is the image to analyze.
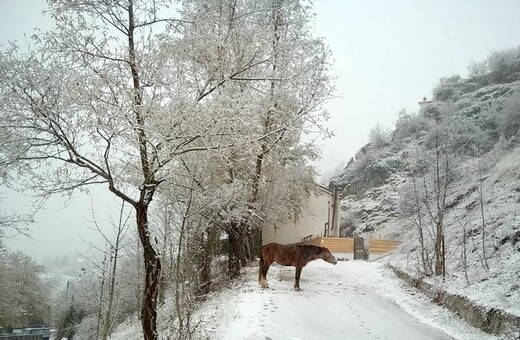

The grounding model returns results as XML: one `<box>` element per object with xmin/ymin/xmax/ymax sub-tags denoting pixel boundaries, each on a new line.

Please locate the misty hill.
<box><xmin>330</xmin><ymin>47</ymin><xmax>520</xmax><ymax>327</ymax></box>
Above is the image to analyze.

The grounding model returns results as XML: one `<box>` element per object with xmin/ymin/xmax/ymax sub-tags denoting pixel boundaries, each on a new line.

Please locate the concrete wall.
<box><xmin>391</xmin><ymin>266</ymin><xmax>520</xmax><ymax>338</ymax></box>
<box><xmin>262</xmin><ymin>185</ymin><xmax>337</xmax><ymax>245</ymax></box>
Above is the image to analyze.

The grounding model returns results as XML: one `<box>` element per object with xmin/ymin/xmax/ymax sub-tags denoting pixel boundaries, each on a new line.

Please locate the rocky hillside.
<box><xmin>330</xmin><ymin>48</ymin><xmax>520</xmax><ymax>333</ymax></box>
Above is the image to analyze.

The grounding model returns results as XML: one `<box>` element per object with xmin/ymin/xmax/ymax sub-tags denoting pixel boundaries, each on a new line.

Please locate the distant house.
<box><xmin>418</xmin><ymin>96</ymin><xmax>435</xmax><ymax>114</ymax></box>
<box><xmin>262</xmin><ymin>184</ymin><xmax>341</xmax><ymax>245</ymax></box>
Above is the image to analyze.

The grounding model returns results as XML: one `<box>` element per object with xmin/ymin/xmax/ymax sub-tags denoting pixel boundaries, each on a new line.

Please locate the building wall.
<box><xmin>262</xmin><ymin>185</ymin><xmax>338</xmax><ymax>245</ymax></box>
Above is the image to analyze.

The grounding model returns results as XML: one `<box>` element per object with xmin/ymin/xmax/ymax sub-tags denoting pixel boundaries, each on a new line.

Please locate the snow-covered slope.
<box><xmin>337</xmin><ymin>138</ymin><xmax>520</xmax><ymax>328</ymax></box>
<box><xmin>328</xmin><ymin>72</ymin><xmax>520</xmax><ymax>331</ymax></box>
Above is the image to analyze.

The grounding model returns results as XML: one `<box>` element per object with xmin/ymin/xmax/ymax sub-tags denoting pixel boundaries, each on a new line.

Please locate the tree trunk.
<box><xmin>434</xmin><ymin>219</ymin><xmax>444</xmax><ymax>276</ymax></box>
<box><xmin>136</xmin><ymin>202</ymin><xmax>161</xmax><ymax>340</ymax></box>
<box><xmin>96</xmin><ymin>252</ymin><xmax>108</xmax><ymax>339</ymax></box>
<box><xmin>101</xmin><ymin>201</ymin><xmax>125</xmax><ymax>340</ymax></box>
<box><xmin>228</xmin><ymin>223</ymin><xmax>241</xmax><ymax>279</ymax></box>
<box><xmin>197</xmin><ymin>228</ymin><xmax>214</xmax><ymax>296</ymax></box>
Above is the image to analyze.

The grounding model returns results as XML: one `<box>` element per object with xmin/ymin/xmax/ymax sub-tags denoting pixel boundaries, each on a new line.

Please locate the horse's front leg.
<box><xmin>294</xmin><ymin>266</ymin><xmax>302</xmax><ymax>291</ymax></box>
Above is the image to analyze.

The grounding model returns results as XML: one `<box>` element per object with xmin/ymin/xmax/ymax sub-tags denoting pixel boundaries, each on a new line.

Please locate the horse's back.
<box><xmin>261</xmin><ymin>242</ymin><xmax>300</xmax><ymax>266</ymax></box>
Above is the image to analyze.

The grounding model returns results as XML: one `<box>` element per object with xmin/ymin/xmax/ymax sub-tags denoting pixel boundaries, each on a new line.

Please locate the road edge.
<box><xmin>387</xmin><ymin>264</ymin><xmax>520</xmax><ymax>339</ymax></box>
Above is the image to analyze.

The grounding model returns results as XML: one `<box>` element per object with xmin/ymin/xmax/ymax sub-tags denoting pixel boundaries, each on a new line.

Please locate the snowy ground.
<box><xmin>194</xmin><ymin>259</ymin><xmax>507</xmax><ymax>340</ymax></box>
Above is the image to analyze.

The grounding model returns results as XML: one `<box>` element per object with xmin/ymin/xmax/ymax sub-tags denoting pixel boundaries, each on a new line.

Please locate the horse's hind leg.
<box><xmin>258</xmin><ymin>254</ymin><xmax>270</xmax><ymax>288</ymax></box>
<box><xmin>294</xmin><ymin>267</ymin><xmax>302</xmax><ymax>291</ymax></box>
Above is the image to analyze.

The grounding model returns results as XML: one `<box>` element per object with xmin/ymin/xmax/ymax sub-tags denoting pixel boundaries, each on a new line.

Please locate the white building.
<box><xmin>418</xmin><ymin>96</ymin><xmax>434</xmax><ymax>114</ymax></box>
<box><xmin>262</xmin><ymin>184</ymin><xmax>341</xmax><ymax>245</ymax></box>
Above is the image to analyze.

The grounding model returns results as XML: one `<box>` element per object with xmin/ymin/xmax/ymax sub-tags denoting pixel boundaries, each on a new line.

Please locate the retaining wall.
<box><xmin>390</xmin><ymin>265</ymin><xmax>520</xmax><ymax>339</ymax></box>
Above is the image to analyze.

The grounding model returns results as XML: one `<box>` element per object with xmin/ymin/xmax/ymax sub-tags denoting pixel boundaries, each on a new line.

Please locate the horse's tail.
<box><xmin>258</xmin><ymin>247</ymin><xmax>264</xmax><ymax>283</ymax></box>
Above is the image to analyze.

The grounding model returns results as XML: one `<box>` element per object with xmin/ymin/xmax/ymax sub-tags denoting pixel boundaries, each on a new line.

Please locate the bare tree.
<box><xmin>453</xmin><ymin>210</ymin><xmax>470</xmax><ymax>285</ymax></box>
<box><xmin>400</xmin><ymin>108</ymin><xmax>474</xmax><ymax>276</ymax></box>
<box><xmin>0</xmin><ymin>209</ymin><xmax>32</xmax><ymax>239</ymax></box>
<box><xmin>100</xmin><ymin>201</ymin><xmax>131</xmax><ymax>340</ymax></box>
<box><xmin>399</xmin><ymin>156</ymin><xmax>434</xmax><ymax>275</ymax></box>
<box><xmin>476</xmin><ymin>158</ymin><xmax>490</xmax><ymax>270</ymax></box>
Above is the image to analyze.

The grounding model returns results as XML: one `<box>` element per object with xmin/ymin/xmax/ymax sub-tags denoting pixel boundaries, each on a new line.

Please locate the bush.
<box><xmin>368</xmin><ymin>123</ymin><xmax>391</xmax><ymax>148</ymax></box>
<box><xmin>501</xmin><ymin>93</ymin><xmax>520</xmax><ymax>140</ymax></box>
<box><xmin>340</xmin><ymin>211</ymin><xmax>358</xmax><ymax>237</ymax></box>
<box><xmin>433</xmin><ymin>75</ymin><xmax>469</xmax><ymax>101</ymax></box>
<box><xmin>394</xmin><ymin>109</ymin><xmax>431</xmax><ymax>142</ymax></box>
<box><xmin>364</xmin><ymin>160</ymin><xmax>392</xmax><ymax>184</ymax></box>
<box><xmin>487</xmin><ymin>47</ymin><xmax>520</xmax><ymax>84</ymax></box>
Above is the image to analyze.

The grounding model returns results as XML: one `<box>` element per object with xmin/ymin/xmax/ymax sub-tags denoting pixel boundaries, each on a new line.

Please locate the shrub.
<box><xmin>487</xmin><ymin>47</ymin><xmax>520</xmax><ymax>83</ymax></box>
<box><xmin>364</xmin><ymin>160</ymin><xmax>392</xmax><ymax>184</ymax></box>
<box><xmin>368</xmin><ymin>123</ymin><xmax>391</xmax><ymax>148</ymax></box>
<box><xmin>501</xmin><ymin>93</ymin><xmax>520</xmax><ymax>140</ymax></box>
<box><xmin>394</xmin><ymin>109</ymin><xmax>431</xmax><ymax>142</ymax></box>
<box><xmin>423</xmin><ymin>112</ymin><xmax>493</xmax><ymax>157</ymax></box>
<box><xmin>340</xmin><ymin>211</ymin><xmax>358</xmax><ymax>237</ymax></box>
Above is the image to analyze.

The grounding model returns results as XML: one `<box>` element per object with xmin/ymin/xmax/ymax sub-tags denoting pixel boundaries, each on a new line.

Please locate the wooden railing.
<box><xmin>299</xmin><ymin>236</ymin><xmax>399</xmax><ymax>254</ymax></box>
<box><xmin>368</xmin><ymin>239</ymin><xmax>401</xmax><ymax>254</ymax></box>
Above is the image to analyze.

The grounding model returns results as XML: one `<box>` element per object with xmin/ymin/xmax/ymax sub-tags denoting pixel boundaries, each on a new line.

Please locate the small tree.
<box><xmin>0</xmin><ymin>250</ymin><xmax>50</xmax><ymax>327</ymax></box>
<box><xmin>368</xmin><ymin>123</ymin><xmax>391</xmax><ymax>148</ymax></box>
<box><xmin>400</xmin><ymin>107</ymin><xmax>476</xmax><ymax>276</ymax></box>
<box><xmin>501</xmin><ymin>93</ymin><xmax>520</xmax><ymax>141</ymax></box>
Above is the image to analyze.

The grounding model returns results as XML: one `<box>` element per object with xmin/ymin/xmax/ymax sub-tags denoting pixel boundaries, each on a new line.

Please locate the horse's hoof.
<box><xmin>294</xmin><ymin>287</ymin><xmax>301</xmax><ymax>291</ymax></box>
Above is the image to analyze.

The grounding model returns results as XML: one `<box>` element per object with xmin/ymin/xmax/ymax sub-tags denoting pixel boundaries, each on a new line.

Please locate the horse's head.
<box><xmin>320</xmin><ymin>247</ymin><xmax>337</xmax><ymax>265</ymax></box>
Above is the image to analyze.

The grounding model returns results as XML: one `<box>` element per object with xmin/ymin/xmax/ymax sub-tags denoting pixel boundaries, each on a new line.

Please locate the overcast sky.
<box><xmin>2</xmin><ymin>0</ymin><xmax>520</xmax><ymax>260</ymax></box>
<box><xmin>312</xmin><ymin>0</ymin><xmax>520</xmax><ymax>175</ymax></box>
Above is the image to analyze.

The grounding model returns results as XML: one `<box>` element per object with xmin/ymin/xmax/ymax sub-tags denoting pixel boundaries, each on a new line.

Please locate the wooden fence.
<box><xmin>300</xmin><ymin>236</ymin><xmax>354</xmax><ymax>252</ymax></box>
<box><xmin>299</xmin><ymin>236</ymin><xmax>399</xmax><ymax>255</ymax></box>
<box><xmin>368</xmin><ymin>239</ymin><xmax>401</xmax><ymax>254</ymax></box>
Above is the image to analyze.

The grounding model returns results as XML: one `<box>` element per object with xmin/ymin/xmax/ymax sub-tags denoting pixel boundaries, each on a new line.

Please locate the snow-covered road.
<box><xmin>199</xmin><ymin>260</ymin><xmax>504</xmax><ymax>340</ymax></box>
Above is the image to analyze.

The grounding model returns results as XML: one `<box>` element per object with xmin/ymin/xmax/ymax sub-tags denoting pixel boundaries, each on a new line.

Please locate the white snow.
<box><xmin>186</xmin><ymin>260</ymin><xmax>505</xmax><ymax>340</ymax></box>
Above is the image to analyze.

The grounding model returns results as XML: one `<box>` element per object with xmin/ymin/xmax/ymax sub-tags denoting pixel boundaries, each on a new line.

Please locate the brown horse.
<box><xmin>258</xmin><ymin>242</ymin><xmax>337</xmax><ymax>291</ymax></box>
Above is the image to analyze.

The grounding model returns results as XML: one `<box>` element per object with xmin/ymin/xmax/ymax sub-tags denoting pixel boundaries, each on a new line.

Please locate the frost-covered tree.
<box><xmin>0</xmin><ymin>0</ymin><xmax>331</xmax><ymax>337</ymax></box>
<box><xmin>0</xmin><ymin>0</ymin><xmax>229</xmax><ymax>337</ymax></box>
<box><xmin>368</xmin><ymin>123</ymin><xmax>391</xmax><ymax>148</ymax></box>
<box><xmin>0</xmin><ymin>209</ymin><xmax>32</xmax><ymax>239</ymax></box>
<box><xmin>176</xmin><ymin>0</ymin><xmax>332</xmax><ymax>278</ymax></box>
<box><xmin>487</xmin><ymin>46</ymin><xmax>520</xmax><ymax>83</ymax></box>
<box><xmin>0</xmin><ymin>250</ymin><xmax>50</xmax><ymax>327</ymax></box>
<box><xmin>501</xmin><ymin>93</ymin><xmax>520</xmax><ymax>141</ymax></box>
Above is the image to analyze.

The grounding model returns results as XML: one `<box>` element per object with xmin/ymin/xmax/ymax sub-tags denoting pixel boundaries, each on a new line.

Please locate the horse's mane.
<box><xmin>295</xmin><ymin>244</ymin><xmax>323</xmax><ymax>256</ymax></box>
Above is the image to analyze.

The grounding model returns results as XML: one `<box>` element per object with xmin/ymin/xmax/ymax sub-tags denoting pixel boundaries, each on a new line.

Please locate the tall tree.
<box><xmin>178</xmin><ymin>0</ymin><xmax>332</xmax><ymax>278</ymax></box>
<box><xmin>0</xmin><ymin>1</ymin><xmax>232</xmax><ymax>338</ymax></box>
